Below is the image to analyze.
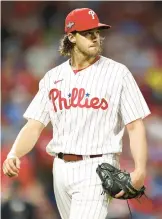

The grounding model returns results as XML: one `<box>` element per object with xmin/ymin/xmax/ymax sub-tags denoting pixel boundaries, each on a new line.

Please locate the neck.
<box><xmin>70</xmin><ymin>49</ymin><xmax>98</xmax><ymax>70</ymax></box>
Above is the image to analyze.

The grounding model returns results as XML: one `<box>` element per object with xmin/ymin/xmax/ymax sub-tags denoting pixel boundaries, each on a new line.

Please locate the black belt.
<box><xmin>58</xmin><ymin>153</ymin><xmax>102</xmax><ymax>162</ymax></box>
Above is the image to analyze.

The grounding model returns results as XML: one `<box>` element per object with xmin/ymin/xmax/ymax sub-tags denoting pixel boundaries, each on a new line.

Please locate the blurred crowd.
<box><xmin>1</xmin><ymin>1</ymin><xmax>162</xmax><ymax>219</ymax></box>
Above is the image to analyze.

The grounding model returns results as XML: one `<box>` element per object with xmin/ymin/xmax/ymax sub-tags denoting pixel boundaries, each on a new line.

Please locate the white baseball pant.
<box><xmin>53</xmin><ymin>154</ymin><xmax>120</xmax><ymax>219</ymax></box>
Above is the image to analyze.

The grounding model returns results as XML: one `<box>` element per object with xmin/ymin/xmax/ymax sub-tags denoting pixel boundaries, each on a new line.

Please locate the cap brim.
<box><xmin>98</xmin><ymin>23</ymin><xmax>111</xmax><ymax>29</ymax></box>
<box><xmin>73</xmin><ymin>23</ymin><xmax>111</xmax><ymax>33</ymax></box>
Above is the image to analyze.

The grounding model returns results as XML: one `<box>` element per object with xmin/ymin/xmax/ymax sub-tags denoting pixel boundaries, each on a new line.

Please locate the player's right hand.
<box><xmin>3</xmin><ymin>157</ymin><xmax>20</xmax><ymax>177</ymax></box>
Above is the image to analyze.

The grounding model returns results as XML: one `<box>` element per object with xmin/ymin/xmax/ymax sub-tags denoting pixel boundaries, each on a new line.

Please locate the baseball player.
<box><xmin>3</xmin><ymin>8</ymin><xmax>150</xmax><ymax>219</ymax></box>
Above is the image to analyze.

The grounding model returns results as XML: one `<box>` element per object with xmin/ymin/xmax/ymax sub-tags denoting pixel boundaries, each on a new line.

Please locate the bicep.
<box><xmin>25</xmin><ymin>119</ymin><xmax>45</xmax><ymax>133</ymax></box>
<box><xmin>126</xmin><ymin>118</ymin><xmax>144</xmax><ymax>132</ymax></box>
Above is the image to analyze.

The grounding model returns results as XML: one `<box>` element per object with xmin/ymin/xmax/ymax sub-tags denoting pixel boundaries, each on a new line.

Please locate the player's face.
<box><xmin>74</xmin><ymin>29</ymin><xmax>102</xmax><ymax>57</ymax></box>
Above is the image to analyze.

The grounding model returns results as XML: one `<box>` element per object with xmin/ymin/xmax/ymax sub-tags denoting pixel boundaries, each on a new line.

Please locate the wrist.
<box><xmin>7</xmin><ymin>152</ymin><xmax>18</xmax><ymax>159</ymax></box>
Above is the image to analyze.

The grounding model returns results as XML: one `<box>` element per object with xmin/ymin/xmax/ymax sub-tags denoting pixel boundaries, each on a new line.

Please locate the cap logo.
<box><xmin>88</xmin><ymin>10</ymin><xmax>95</xmax><ymax>19</ymax></box>
<box><xmin>66</xmin><ymin>21</ymin><xmax>75</xmax><ymax>29</ymax></box>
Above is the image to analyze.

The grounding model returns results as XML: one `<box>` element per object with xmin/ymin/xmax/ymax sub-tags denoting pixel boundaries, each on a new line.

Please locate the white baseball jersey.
<box><xmin>23</xmin><ymin>56</ymin><xmax>150</xmax><ymax>155</ymax></box>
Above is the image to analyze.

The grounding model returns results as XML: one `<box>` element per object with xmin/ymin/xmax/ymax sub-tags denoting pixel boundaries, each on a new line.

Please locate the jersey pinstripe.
<box><xmin>23</xmin><ymin>56</ymin><xmax>151</xmax><ymax>155</ymax></box>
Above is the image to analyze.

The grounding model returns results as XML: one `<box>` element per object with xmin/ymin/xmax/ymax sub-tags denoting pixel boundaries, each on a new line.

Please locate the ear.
<box><xmin>68</xmin><ymin>33</ymin><xmax>76</xmax><ymax>44</ymax></box>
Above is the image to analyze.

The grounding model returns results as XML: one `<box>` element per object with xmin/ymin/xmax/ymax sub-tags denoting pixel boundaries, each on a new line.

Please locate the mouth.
<box><xmin>90</xmin><ymin>44</ymin><xmax>98</xmax><ymax>48</ymax></box>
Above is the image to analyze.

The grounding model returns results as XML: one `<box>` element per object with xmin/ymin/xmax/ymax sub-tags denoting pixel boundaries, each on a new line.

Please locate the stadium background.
<box><xmin>1</xmin><ymin>1</ymin><xmax>162</xmax><ymax>219</ymax></box>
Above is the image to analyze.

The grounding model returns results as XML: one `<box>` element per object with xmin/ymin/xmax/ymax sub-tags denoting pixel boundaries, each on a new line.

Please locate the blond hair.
<box><xmin>59</xmin><ymin>35</ymin><xmax>75</xmax><ymax>57</ymax></box>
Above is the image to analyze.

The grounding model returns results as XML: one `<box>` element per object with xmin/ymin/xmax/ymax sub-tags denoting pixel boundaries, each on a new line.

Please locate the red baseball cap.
<box><xmin>65</xmin><ymin>8</ymin><xmax>111</xmax><ymax>34</ymax></box>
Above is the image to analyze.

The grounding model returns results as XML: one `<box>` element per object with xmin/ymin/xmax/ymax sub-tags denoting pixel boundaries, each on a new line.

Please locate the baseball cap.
<box><xmin>65</xmin><ymin>8</ymin><xmax>111</xmax><ymax>34</ymax></box>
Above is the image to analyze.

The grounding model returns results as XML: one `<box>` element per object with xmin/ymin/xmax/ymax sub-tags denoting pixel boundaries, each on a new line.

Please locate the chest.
<box><xmin>49</xmin><ymin>67</ymin><xmax>120</xmax><ymax>99</ymax></box>
<box><xmin>47</xmin><ymin>63</ymin><xmax>122</xmax><ymax>113</ymax></box>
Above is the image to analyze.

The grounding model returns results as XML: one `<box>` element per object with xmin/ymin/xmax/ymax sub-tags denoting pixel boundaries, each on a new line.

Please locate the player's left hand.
<box><xmin>115</xmin><ymin>169</ymin><xmax>146</xmax><ymax>198</ymax></box>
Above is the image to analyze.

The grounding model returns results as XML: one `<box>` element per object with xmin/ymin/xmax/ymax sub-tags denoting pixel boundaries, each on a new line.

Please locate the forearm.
<box><xmin>127</xmin><ymin>119</ymin><xmax>148</xmax><ymax>172</ymax></box>
<box><xmin>8</xmin><ymin>120</ymin><xmax>44</xmax><ymax>158</ymax></box>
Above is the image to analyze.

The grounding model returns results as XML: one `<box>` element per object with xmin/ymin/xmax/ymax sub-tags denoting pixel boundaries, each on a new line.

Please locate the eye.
<box><xmin>80</xmin><ymin>31</ymin><xmax>91</xmax><ymax>37</ymax></box>
<box><xmin>79</xmin><ymin>30</ymin><xmax>100</xmax><ymax>37</ymax></box>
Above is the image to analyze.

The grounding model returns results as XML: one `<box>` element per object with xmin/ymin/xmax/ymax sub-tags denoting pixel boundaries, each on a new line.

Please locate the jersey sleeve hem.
<box><xmin>124</xmin><ymin>110</ymin><xmax>151</xmax><ymax>125</ymax></box>
<box><xmin>23</xmin><ymin>115</ymin><xmax>50</xmax><ymax>127</ymax></box>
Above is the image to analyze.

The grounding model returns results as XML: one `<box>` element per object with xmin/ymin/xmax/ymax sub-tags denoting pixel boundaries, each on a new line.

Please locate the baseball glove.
<box><xmin>96</xmin><ymin>163</ymin><xmax>146</xmax><ymax>199</ymax></box>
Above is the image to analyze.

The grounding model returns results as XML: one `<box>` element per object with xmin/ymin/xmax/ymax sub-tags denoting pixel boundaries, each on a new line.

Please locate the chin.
<box><xmin>88</xmin><ymin>47</ymin><xmax>100</xmax><ymax>56</ymax></box>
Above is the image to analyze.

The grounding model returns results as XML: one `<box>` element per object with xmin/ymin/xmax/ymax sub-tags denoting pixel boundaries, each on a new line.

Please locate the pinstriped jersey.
<box><xmin>23</xmin><ymin>56</ymin><xmax>150</xmax><ymax>155</ymax></box>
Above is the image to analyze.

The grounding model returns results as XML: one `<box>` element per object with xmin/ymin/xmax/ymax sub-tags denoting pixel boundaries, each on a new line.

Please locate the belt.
<box><xmin>58</xmin><ymin>153</ymin><xmax>102</xmax><ymax>162</ymax></box>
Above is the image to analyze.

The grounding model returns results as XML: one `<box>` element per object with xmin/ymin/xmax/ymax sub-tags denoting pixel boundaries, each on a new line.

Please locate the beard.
<box><xmin>74</xmin><ymin>38</ymin><xmax>103</xmax><ymax>58</ymax></box>
<box><xmin>87</xmin><ymin>45</ymin><xmax>102</xmax><ymax>57</ymax></box>
<box><xmin>78</xmin><ymin>43</ymin><xmax>102</xmax><ymax>58</ymax></box>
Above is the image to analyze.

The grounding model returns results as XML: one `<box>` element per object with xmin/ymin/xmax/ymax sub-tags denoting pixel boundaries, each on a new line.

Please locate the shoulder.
<box><xmin>46</xmin><ymin>60</ymin><xmax>69</xmax><ymax>78</ymax></box>
<box><xmin>100</xmin><ymin>56</ymin><xmax>130</xmax><ymax>77</ymax></box>
<box><xmin>39</xmin><ymin>60</ymin><xmax>68</xmax><ymax>86</ymax></box>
